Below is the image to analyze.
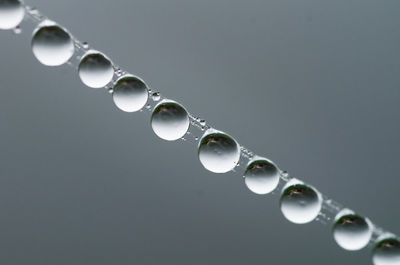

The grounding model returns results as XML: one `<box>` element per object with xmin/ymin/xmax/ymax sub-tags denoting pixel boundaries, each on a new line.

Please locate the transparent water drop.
<box><xmin>332</xmin><ymin>212</ymin><xmax>373</xmax><ymax>251</ymax></box>
<box><xmin>31</xmin><ymin>21</ymin><xmax>75</xmax><ymax>66</ymax></box>
<box><xmin>82</xmin><ymin>42</ymin><xmax>89</xmax><ymax>49</ymax></box>
<box><xmin>112</xmin><ymin>75</ymin><xmax>148</xmax><ymax>112</ymax></box>
<box><xmin>198</xmin><ymin>130</ymin><xmax>240</xmax><ymax>173</ymax></box>
<box><xmin>0</xmin><ymin>0</ymin><xmax>24</xmax><ymax>30</ymax></box>
<box><xmin>199</xmin><ymin>119</ymin><xmax>206</xmax><ymax>126</ymax></box>
<box><xmin>280</xmin><ymin>181</ymin><xmax>322</xmax><ymax>224</ymax></box>
<box><xmin>12</xmin><ymin>25</ymin><xmax>21</xmax><ymax>34</ymax></box>
<box><xmin>151</xmin><ymin>100</ymin><xmax>190</xmax><ymax>141</ymax></box>
<box><xmin>244</xmin><ymin>158</ymin><xmax>280</xmax><ymax>195</ymax></box>
<box><xmin>152</xmin><ymin>92</ymin><xmax>161</xmax><ymax>101</ymax></box>
<box><xmin>27</xmin><ymin>6</ymin><xmax>38</xmax><ymax>15</ymax></box>
<box><xmin>373</xmin><ymin>238</ymin><xmax>400</xmax><ymax>265</ymax></box>
<box><xmin>78</xmin><ymin>51</ymin><xmax>114</xmax><ymax>88</ymax></box>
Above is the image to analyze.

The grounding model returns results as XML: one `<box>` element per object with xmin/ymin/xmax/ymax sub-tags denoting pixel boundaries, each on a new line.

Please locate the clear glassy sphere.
<box><xmin>0</xmin><ymin>0</ymin><xmax>24</xmax><ymax>30</ymax></box>
<box><xmin>151</xmin><ymin>100</ymin><xmax>189</xmax><ymax>141</ymax></box>
<box><xmin>280</xmin><ymin>183</ymin><xmax>322</xmax><ymax>224</ymax></box>
<box><xmin>31</xmin><ymin>21</ymin><xmax>74</xmax><ymax>66</ymax></box>
<box><xmin>112</xmin><ymin>75</ymin><xmax>148</xmax><ymax>112</ymax></box>
<box><xmin>78</xmin><ymin>51</ymin><xmax>114</xmax><ymax>88</ymax></box>
<box><xmin>198</xmin><ymin>130</ymin><xmax>240</xmax><ymax>173</ymax></box>
<box><xmin>244</xmin><ymin>158</ymin><xmax>280</xmax><ymax>194</ymax></box>
<box><xmin>333</xmin><ymin>213</ymin><xmax>373</xmax><ymax>251</ymax></box>
<box><xmin>372</xmin><ymin>238</ymin><xmax>400</xmax><ymax>265</ymax></box>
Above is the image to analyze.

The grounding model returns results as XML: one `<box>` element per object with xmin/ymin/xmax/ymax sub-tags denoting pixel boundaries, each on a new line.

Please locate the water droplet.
<box><xmin>152</xmin><ymin>92</ymin><xmax>161</xmax><ymax>101</ymax></box>
<box><xmin>112</xmin><ymin>75</ymin><xmax>148</xmax><ymax>112</ymax></box>
<box><xmin>280</xmin><ymin>181</ymin><xmax>322</xmax><ymax>224</ymax></box>
<box><xmin>145</xmin><ymin>104</ymin><xmax>151</xmax><ymax>109</ymax></box>
<box><xmin>199</xmin><ymin>119</ymin><xmax>206</xmax><ymax>126</ymax></box>
<box><xmin>372</xmin><ymin>238</ymin><xmax>400</xmax><ymax>265</ymax></box>
<box><xmin>195</xmin><ymin>136</ymin><xmax>199</xmax><ymax>141</ymax></box>
<box><xmin>31</xmin><ymin>21</ymin><xmax>75</xmax><ymax>66</ymax></box>
<box><xmin>0</xmin><ymin>0</ymin><xmax>24</xmax><ymax>30</ymax></box>
<box><xmin>27</xmin><ymin>6</ymin><xmax>38</xmax><ymax>14</ymax></box>
<box><xmin>244</xmin><ymin>158</ymin><xmax>280</xmax><ymax>195</ymax></box>
<box><xmin>198</xmin><ymin>130</ymin><xmax>240</xmax><ymax>173</ymax></box>
<box><xmin>82</xmin><ymin>42</ymin><xmax>89</xmax><ymax>49</ymax></box>
<box><xmin>12</xmin><ymin>25</ymin><xmax>20</xmax><ymax>34</ymax></box>
<box><xmin>151</xmin><ymin>100</ymin><xmax>190</xmax><ymax>141</ymax></box>
<box><xmin>333</xmin><ymin>212</ymin><xmax>373</xmax><ymax>251</ymax></box>
<box><xmin>78</xmin><ymin>51</ymin><xmax>114</xmax><ymax>88</ymax></box>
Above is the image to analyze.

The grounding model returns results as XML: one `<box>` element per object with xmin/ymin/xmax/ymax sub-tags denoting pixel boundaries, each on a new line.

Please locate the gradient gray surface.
<box><xmin>1</xmin><ymin>0</ymin><xmax>399</xmax><ymax>264</ymax></box>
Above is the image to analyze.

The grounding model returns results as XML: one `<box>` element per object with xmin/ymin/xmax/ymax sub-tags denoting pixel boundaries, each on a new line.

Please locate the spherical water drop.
<box><xmin>0</xmin><ymin>0</ymin><xmax>24</xmax><ymax>30</ymax></box>
<box><xmin>280</xmin><ymin>182</ymin><xmax>322</xmax><ymax>224</ymax></box>
<box><xmin>373</xmin><ymin>238</ymin><xmax>400</xmax><ymax>265</ymax></box>
<box><xmin>82</xmin><ymin>42</ymin><xmax>89</xmax><ymax>49</ymax></box>
<box><xmin>78</xmin><ymin>51</ymin><xmax>114</xmax><ymax>88</ymax></box>
<box><xmin>151</xmin><ymin>100</ymin><xmax>189</xmax><ymax>141</ymax></box>
<box><xmin>332</xmin><ymin>213</ymin><xmax>373</xmax><ymax>251</ymax></box>
<box><xmin>152</xmin><ymin>92</ymin><xmax>161</xmax><ymax>101</ymax></box>
<box><xmin>198</xmin><ymin>130</ymin><xmax>240</xmax><ymax>173</ymax></box>
<box><xmin>244</xmin><ymin>158</ymin><xmax>280</xmax><ymax>195</ymax></box>
<box><xmin>12</xmin><ymin>25</ymin><xmax>20</xmax><ymax>34</ymax></box>
<box><xmin>112</xmin><ymin>75</ymin><xmax>148</xmax><ymax>112</ymax></box>
<box><xmin>31</xmin><ymin>21</ymin><xmax>74</xmax><ymax>66</ymax></box>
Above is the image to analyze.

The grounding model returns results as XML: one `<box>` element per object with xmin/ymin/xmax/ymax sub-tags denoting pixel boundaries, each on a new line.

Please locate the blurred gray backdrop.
<box><xmin>1</xmin><ymin>0</ymin><xmax>399</xmax><ymax>264</ymax></box>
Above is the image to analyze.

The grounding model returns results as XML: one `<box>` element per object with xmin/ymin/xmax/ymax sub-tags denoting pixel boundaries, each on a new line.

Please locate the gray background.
<box><xmin>1</xmin><ymin>0</ymin><xmax>399</xmax><ymax>264</ymax></box>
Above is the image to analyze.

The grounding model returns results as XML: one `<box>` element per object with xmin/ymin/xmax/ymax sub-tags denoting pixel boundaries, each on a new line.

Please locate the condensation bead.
<box><xmin>151</xmin><ymin>100</ymin><xmax>189</xmax><ymax>141</ymax></box>
<box><xmin>78</xmin><ymin>51</ymin><xmax>114</xmax><ymax>88</ymax></box>
<box><xmin>244</xmin><ymin>158</ymin><xmax>280</xmax><ymax>195</ymax></box>
<box><xmin>31</xmin><ymin>21</ymin><xmax>74</xmax><ymax>66</ymax></box>
<box><xmin>280</xmin><ymin>181</ymin><xmax>322</xmax><ymax>224</ymax></box>
<box><xmin>198</xmin><ymin>130</ymin><xmax>240</xmax><ymax>173</ymax></box>
<box><xmin>0</xmin><ymin>0</ymin><xmax>24</xmax><ymax>30</ymax></box>
<box><xmin>372</xmin><ymin>238</ymin><xmax>400</xmax><ymax>265</ymax></box>
<box><xmin>332</xmin><ymin>212</ymin><xmax>373</xmax><ymax>251</ymax></box>
<box><xmin>112</xmin><ymin>75</ymin><xmax>148</xmax><ymax>112</ymax></box>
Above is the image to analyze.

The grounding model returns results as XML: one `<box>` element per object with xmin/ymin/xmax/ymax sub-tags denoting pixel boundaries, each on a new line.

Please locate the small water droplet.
<box><xmin>199</xmin><ymin>119</ymin><xmax>206</xmax><ymax>126</ymax></box>
<box><xmin>28</xmin><ymin>6</ymin><xmax>39</xmax><ymax>15</ymax></box>
<box><xmin>145</xmin><ymin>104</ymin><xmax>151</xmax><ymax>109</ymax></box>
<box><xmin>194</xmin><ymin>136</ymin><xmax>199</xmax><ymax>141</ymax></box>
<box><xmin>0</xmin><ymin>0</ymin><xmax>25</xmax><ymax>30</ymax></box>
<box><xmin>13</xmin><ymin>25</ymin><xmax>21</xmax><ymax>34</ymax></box>
<box><xmin>152</xmin><ymin>92</ymin><xmax>161</xmax><ymax>101</ymax></box>
<box><xmin>82</xmin><ymin>42</ymin><xmax>89</xmax><ymax>49</ymax></box>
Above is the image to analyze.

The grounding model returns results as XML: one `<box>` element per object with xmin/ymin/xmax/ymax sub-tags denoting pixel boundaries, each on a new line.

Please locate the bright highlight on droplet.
<box><xmin>244</xmin><ymin>158</ymin><xmax>280</xmax><ymax>195</ymax></box>
<box><xmin>0</xmin><ymin>0</ymin><xmax>24</xmax><ymax>30</ymax></box>
<box><xmin>151</xmin><ymin>100</ymin><xmax>189</xmax><ymax>141</ymax></box>
<box><xmin>372</xmin><ymin>238</ymin><xmax>400</xmax><ymax>265</ymax></box>
<box><xmin>198</xmin><ymin>130</ymin><xmax>240</xmax><ymax>173</ymax></box>
<box><xmin>112</xmin><ymin>75</ymin><xmax>148</xmax><ymax>112</ymax></box>
<box><xmin>332</xmin><ymin>212</ymin><xmax>373</xmax><ymax>251</ymax></box>
<box><xmin>31</xmin><ymin>21</ymin><xmax>74</xmax><ymax>66</ymax></box>
<box><xmin>78</xmin><ymin>51</ymin><xmax>114</xmax><ymax>88</ymax></box>
<box><xmin>280</xmin><ymin>181</ymin><xmax>322</xmax><ymax>224</ymax></box>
